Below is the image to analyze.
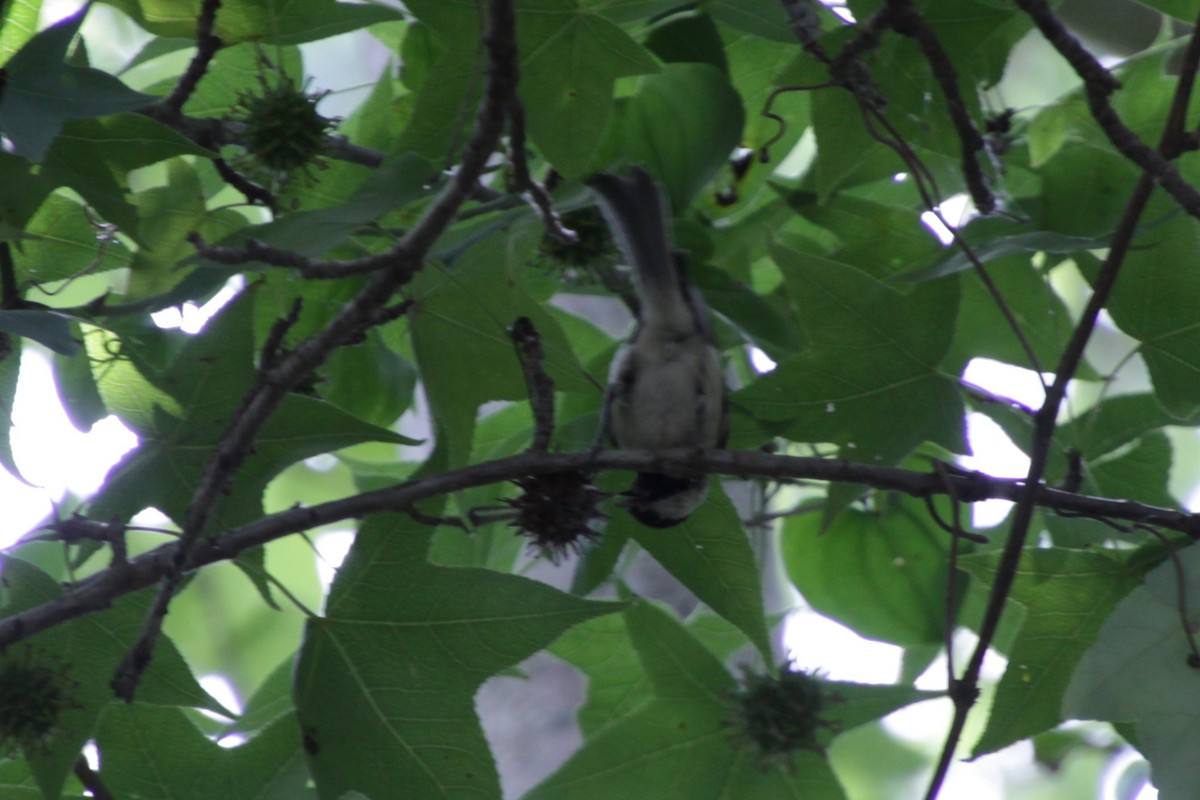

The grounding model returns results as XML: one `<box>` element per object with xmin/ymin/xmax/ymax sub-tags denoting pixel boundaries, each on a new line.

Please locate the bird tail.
<box><xmin>588</xmin><ymin>169</ymin><xmax>696</xmax><ymax>333</ymax></box>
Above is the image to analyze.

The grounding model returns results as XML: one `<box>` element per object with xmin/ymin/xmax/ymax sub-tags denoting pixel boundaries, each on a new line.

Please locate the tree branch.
<box><xmin>924</xmin><ymin>7</ymin><xmax>1200</xmax><ymax>796</ymax></box>
<box><xmin>5</xmin><ymin>448</ymin><xmax>1197</xmax><ymax>654</ymax></box>
<box><xmin>110</xmin><ymin>0</ymin><xmax>523</xmax><ymax>701</ymax></box>
<box><xmin>161</xmin><ymin>0</ymin><xmax>223</xmax><ymax>115</ymax></box>
<box><xmin>885</xmin><ymin>0</ymin><xmax>994</xmax><ymax>213</ymax></box>
<box><xmin>1014</xmin><ymin>0</ymin><xmax>1200</xmax><ymax>219</ymax></box>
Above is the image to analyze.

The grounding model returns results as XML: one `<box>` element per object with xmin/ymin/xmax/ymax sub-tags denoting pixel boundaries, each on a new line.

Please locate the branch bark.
<box><xmin>5</xmin><ymin>448</ymin><xmax>1197</xmax><ymax>654</ymax></box>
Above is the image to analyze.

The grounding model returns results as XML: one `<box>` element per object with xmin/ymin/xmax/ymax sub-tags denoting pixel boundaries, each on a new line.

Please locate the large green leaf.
<box><xmin>737</xmin><ymin>240</ymin><xmax>964</xmax><ymax>472</ymax></box>
<box><xmin>403</xmin><ymin>0</ymin><xmax>659</xmax><ymax>177</ymax></box>
<box><xmin>0</xmin><ymin>0</ymin><xmax>40</xmax><ymax>66</ymax></box>
<box><xmin>100</xmin><ymin>0</ymin><xmax>402</xmax><ymax>45</ymax></box>
<box><xmin>780</xmin><ymin>190</ymin><xmax>945</xmax><ymax>281</ymax></box>
<box><xmin>961</xmin><ymin>548</ymin><xmax>1142</xmax><ymax>757</ymax></box>
<box><xmin>41</xmin><ymin>114</ymin><xmax>213</xmax><ymax>236</ymax></box>
<box><xmin>528</xmin><ymin>600</ymin><xmax>845</xmax><ymax>799</ymax></box>
<box><xmin>547</xmin><ymin>612</ymin><xmax>653</xmax><ymax>735</ymax></box>
<box><xmin>126</xmin><ymin>159</ymin><xmax>245</xmax><ymax>300</ymax></box>
<box><xmin>1093</xmin><ymin>216</ymin><xmax>1200</xmax><ymax>419</ymax></box>
<box><xmin>204</xmin><ymin>154</ymin><xmax>434</xmax><ymax>260</ymax></box>
<box><xmin>518</xmin><ymin>2</ymin><xmax>662</xmax><ymax>177</ymax></box>
<box><xmin>16</xmin><ymin>194</ymin><xmax>134</xmax><ymax>285</ymax></box>
<box><xmin>89</xmin><ymin>289</ymin><xmax>416</xmax><ymax>529</ymax></box>
<box><xmin>293</xmin><ymin>514</ymin><xmax>621</xmax><ymax>800</ymax></box>
<box><xmin>409</xmin><ymin>235</ymin><xmax>592</xmax><ymax>458</ymax></box>
<box><xmin>531</xmin><ymin>601</ymin><xmax>935</xmax><ymax>799</ymax></box>
<box><xmin>0</xmin><ymin>556</ymin><xmax>224</xmax><ymax>800</ymax></box>
<box><xmin>0</xmin><ymin>335</ymin><xmax>23</xmax><ymax>481</ymax></box>
<box><xmin>0</xmin><ymin>310</ymin><xmax>80</xmax><ymax>355</ymax></box>
<box><xmin>603</xmin><ymin>62</ymin><xmax>744</xmax><ymax>207</ymax></box>
<box><xmin>1063</xmin><ymin>544</ymin><xmax>1200</xmax><ymax>800</ymax></box>
<box><xmin>96</xmin><ymin>705</ymin><xmax>313</xmax><ymax>799</ymax></box>
<box><xmin>0</xmin><ymin>8</ymin><xmax>156</xmax><ymax>161</ymax></box>
<box><xmin>625</xmin><ymin>480</ymin><xmax>771</xmax><ymax>658</ymax></box>
<box><xmin>947</xmin><ymin>253</ymin><xmax>1077</xmax><ymax>373</ymax></box>
<box><xmin>783</xmin><ymin>495</ymin><xmax>956</xmax><ymax>646</ymax></box>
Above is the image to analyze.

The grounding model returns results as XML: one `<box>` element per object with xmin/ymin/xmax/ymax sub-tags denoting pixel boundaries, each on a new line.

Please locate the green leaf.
<box><xmin>736</xmin><ymin>241</ymin><xmax>964</xmax><ymax>479</ymax></box>
<box><xmin>782</xmin><ymin>496</ymin><xmax>956</xmax><ymax>646</ymax></box>
<box><xmin>142</xmin><ymin>42</ymin><xmax>303</xmax><ymax>119</ymax></box>
<box><xmin>16</xmin><ymin>194</ymin><xmax>134</xmax><ymax>284</ymax></box>
<box><xmin>1037</xmin><ymin>146</ymin><xmax>1142</xmax><ymax>237</ymax></box>
<box><xmin>1131</xmin><ymin>0</ymin><xmax>1200</xmax><ymax>20</ymax></box>
<box><xmin>1063</xmin><ymin>544</ymin><xmax>1200</xmax><ymax>800</ymax></box>
<box><xmin>0</xmin><ymin>0</ymin><xmax>41</xmax><ymax>65</ymax></box>
<box><xmin>210</xmin><ymin>154</ymin><xmax>435</xmax><ymax>259</ymax></box>
<box><xmin>607</xmin><ymin>62</ymin><xmax>745</xmax><ymax>208</ymax></box>
<box><xmin>1088</xmin><ymin>430</ymin><xmax>1177</xmax><ymax>510</ymax></box>
<box><xmin>623</xmin><ymin>480</ymin><xmax>772</xmax><ymax>658</ymax></box>
<box><xmin>127</xmin><ymin>159</ymin><xmax>241</xmax><ymax>300</ymax></box>
<box><xmin>52</xmin><ymin>338</ymin><xmax>108</xmax><ymax>432</ymax></box>
<box><xmin>0</xmin><ymin>8</ymin><xmax>156</xmax><ymax>161</ymax></box>
<box><xmin>97</xmin><ymin>705</ymin><xmax>314</xmax><ymax>799</ymax></box>
<box><xmin>293</xmin><ymin>514</ymin><xmax>622</xmax><ymax>800</ymax></box>
<box><xmin>404</xmin><ymin>0</ymin><xmax>659</xmax><ymax>178</ymax></box>
<box><xmin>409</xmin><ymin>236</ymin><xmax>592</xmax><ymax>448</ymax></box>
<box><xmin>321</xmin><ymin>332</ymin><xmax>416</xmax><ymax>427</ymax></box>
<box><xmin>0</xmin><ymin>336</ymin><xmax>23</xmax><ymax>482</ymax></box>
<box><xmin>100</xmin><ymin>0</ymin><xmax>402</xmax><ymax>45</ymax></box>
<box><xmin>548</xmin><ymin>613</ymin><xmax>652</xmax><ymax>735</ymax></box>
<box><xmin>90</xmin><ymin>290</ymin><xmax>414</xmax><ymax>528</ymax></box>
<box><xmin>709</xmin><ymin>0</ymin><xmax>796</xmax><ymax>42</ymax></box>
<box><xmin>960</xmin><ymin>548</ymin><xmax>1142</xmax><ymax>757</ymax></box>
<box><xmin>229</xmin><ymin>656</ymin><xmax>298</xmax><ymax>738</ymax></box>
<box><xmin>0</xmin><ymin>557</ymin><xmax>224</xmax><ymax>800</ymax></box>
<box><xmin>528</xmin><ymin>600</ymin><xmax>847</xmax><ymax>800</ymax></box>
<box><xmin>947</xmin><ymin>253</ymin><xmax>1076</xmax><ymax>372</ymax></box>
<box><xmin>0</xmin><ymin>756</ymin><xmax>87</xmax><ymax>799</ymax></box>
<box><xmin>0</xmin><ymin>153</ymin><xmax>55</xmax><ymax>231</ymax></box>
<box><xmin>41</xmin><ymin>114</ymin><xmax>214</xmax><ymax>236</ymax></box>
<box><xmin>902</xmin><ymin>231</ymin><xmax>1105</xmax><ymax>283</ymax></box>
<box><xmin>1057</xmin><ymin>393</ymin><xmax>1185</xmax><ymax>463</ymax></box>
<box><xmin>0</xmin><ymin>310</ymin><xmax>80</xmax><ymax>355</ymax></box>
<box><xmin>519</xmin><ymin>2</ymin><xmax>662</xmax><ymax>178</ymax></box>
<box><xmin>1093</xmin><ymin>215</ymin><xmax>1200</xmax><ymax>419</ymax></box>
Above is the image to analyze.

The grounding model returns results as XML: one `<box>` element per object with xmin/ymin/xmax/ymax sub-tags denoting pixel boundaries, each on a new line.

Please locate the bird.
<box><xmin>588</xmin><ymin>167</ymin><xmax>728</xmax><ymax>528</ymax></box>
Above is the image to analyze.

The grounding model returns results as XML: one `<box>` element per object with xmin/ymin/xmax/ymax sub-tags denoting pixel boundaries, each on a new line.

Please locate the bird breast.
<box><xmin>608</xmin><ymin>328</ymin><xmax>724</xmax><ymax>453</ymax></box>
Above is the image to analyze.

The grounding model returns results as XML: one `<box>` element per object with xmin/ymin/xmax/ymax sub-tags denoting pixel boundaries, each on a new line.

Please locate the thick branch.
<box><xmin>4</xmin><ymin>448</ymin><xmax>1197</xmax><ymax>653</ymax></box>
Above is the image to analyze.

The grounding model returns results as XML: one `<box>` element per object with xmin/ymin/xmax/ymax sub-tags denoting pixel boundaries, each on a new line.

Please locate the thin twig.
<box><xmin>508</xmin><ymin>97</ymin><xmax>577</xmax><ymax>243</ymax></box>
<box><xmin>161</xmin><ymin>0</ymin><xmax>223</xmax><ymax>115</ymax></box>
<box><xmin>885</xmin><ymin>0</ymin><xmax>994</xmax><ymax>213</ymax></box>
<box><xmin>510</xmin><ymin>316</ymin><xmax>556</xmax><ymax>452</ymax></box>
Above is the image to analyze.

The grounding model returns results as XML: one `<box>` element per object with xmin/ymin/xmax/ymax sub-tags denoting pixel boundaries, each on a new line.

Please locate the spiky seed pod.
<box><xmin>505</xmin><ymin>470</ymin><xmax>606</xmax><ymax>562</ymax></box>
<box><xmin>235</xmin><ymin>75</ymin><xmax>336</xmax><ymax>177</ymax></box>
<box><xmin>0</xmin><ymin>653</ymin><xmax>79</xmax><ymax>756</ymax></box>
<box><xmin>726</xmin><ymin>665</ymin><xmax>840</xmax><ymax>771</ymax></box>
<box><xmin>533</xmin><ymin>207</ymin><xmax>620</xmax><ymax>284</ymax></box>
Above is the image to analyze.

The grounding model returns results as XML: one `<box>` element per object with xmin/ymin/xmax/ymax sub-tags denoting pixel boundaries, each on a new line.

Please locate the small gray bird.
<box><xmin>589</xmin><ymin>168</ymin><xmax>728</xmax><ymax>528</ymax></box>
